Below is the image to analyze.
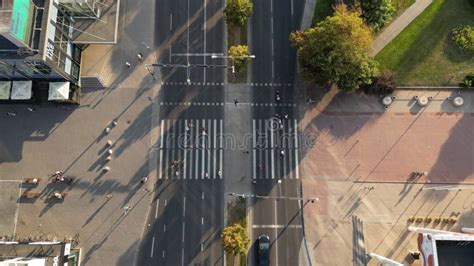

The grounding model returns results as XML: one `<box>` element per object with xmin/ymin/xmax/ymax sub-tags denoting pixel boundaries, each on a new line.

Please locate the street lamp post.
<box><xmin>211</xmin><ymin>54</ymin><xmax>255</xmax><ymax>74</ymax></box>
<box><xmin>145</xmin><ymin>62</ymin><xmax>229</xmax><ymax>84</ymax></box>
<box><xmin>227</xmin><ymin>192</ymin><xmax>319</xmax><ymax>203</ymax></box>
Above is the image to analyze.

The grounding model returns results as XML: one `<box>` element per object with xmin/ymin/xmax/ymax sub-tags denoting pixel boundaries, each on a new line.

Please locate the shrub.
<box><xmin>460</xmin><ymin>72</ymin><xmax>474</xmax><ymax>87</ymax></box>
<box><xmin>360</xmin><ymin>0</ymin><xmax>396</xmax><ymax>31</ymax></box>
<box><xmin>228</xmin><ymin>45</ymin><xmax>250</xmax><ymax>72</ymax></box>
<box><xmin>451</xmin><ymin>25</ymin><xmax>474</xmax><ymax>52</ymax></box>
<box><xmin>362</xmin><ymin>70</ymin><xmax>396</xmax><ymax>95</ymax></box>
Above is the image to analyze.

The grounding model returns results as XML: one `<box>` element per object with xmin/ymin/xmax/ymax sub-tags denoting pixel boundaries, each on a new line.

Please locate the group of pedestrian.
<box><xmin>50</xmin><ymin>171</ymin><xmax>73</xmax><ymax>185</ymax></box>
<box><xmin>125</xmin><ymin>53</ymin><xmax>144</xmax><ymax>68</ymax></box>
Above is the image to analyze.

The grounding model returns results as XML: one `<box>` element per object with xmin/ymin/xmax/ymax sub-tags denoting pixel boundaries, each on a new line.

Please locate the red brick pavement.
<box><xmin>302</xmin><ymin>112</ymin><xmax>474</xmax><ymax>184</ymax></box>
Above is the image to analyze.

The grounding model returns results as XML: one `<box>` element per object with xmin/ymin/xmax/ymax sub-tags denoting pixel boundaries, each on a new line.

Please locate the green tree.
<box><xmin>224</xmin><ymin>0</ymin><xmax>253</xmax><ymax>27</ymax></box>
<box><xmin>291</xmin><ymin>4</ymin><xmax>379</xmax><ymax>92</ymax></box>
<box><xmin>360</xmin><ymin>0</ymin><xmax>395</xmax><ymax>31</ymax></box>
<box><xmin>361</xmin><ymin>69</ymin><xmax>396</xmax><ymax>95</ymax></box>
<box><xmin>221</xmin><ymin>223</ymin><xmax>249</xmax><ymax>256</ymax></box>
<box><xmin>228</xmin><ymin>45</ymin><xmax>250</xmax><ymax>72</ymax></box>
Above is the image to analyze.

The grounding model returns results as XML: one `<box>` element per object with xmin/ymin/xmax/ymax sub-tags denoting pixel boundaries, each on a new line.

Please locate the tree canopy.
<box><xmin>224</xmin><ymin>0</ymin><xmax>253</xmax><ymax>27</ymax></box>
<box><xmin>228</xmin><ymin>45</ymin><xmax>250</xmax><ymax>72</ymax></box>
<box><xmin>360</xmin><ymin>0</ymin><xmax>396</xmax><ymax>31</ymax></box>
<box><xmin>291</xmin><ymin>4</ymin><xmax>379</xmax><ymax>92</ymax></box>
<box><xmin>221</xmin><ymin>223</ymin><xmax>249</xmax><ymax>256</ymax></box>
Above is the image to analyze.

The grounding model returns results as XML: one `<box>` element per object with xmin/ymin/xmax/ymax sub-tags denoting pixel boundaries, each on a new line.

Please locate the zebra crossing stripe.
<box><xmin>293</xmin><ymin>119</ymin><xmax>299</xmax><ymax>179</ymax></box>
<box><xmin>270</xmin><ymin>120</ymin><xmax>275</xmax><ymax>179</ymax></box>
<box><xmin>159</xmin><ymin>120</ymin><xmax>165</xmax><ymax>179</ymax></box>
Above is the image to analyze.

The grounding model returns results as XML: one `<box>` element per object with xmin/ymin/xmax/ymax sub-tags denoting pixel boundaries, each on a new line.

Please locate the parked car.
<box><xmin>258</xmin><ymin>234</ymin><xmax>270</xmax><ymax>266</ymax></box>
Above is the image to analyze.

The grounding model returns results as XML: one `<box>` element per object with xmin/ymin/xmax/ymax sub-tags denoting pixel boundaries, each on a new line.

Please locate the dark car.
<box><xmin>258</xmin><ymin>234</ymin><xmax>270</xmax><ymax>266</ymax></box>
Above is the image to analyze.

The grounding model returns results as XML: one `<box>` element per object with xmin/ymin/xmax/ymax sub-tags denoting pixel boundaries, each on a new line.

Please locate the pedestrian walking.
<box><xmin>106</xmin><ymin>194</ymin><xmax>113</xmax><ymax>200</ymax></box>
<box><xmin>280</xmin><ymin>150</ymin><xmax>285</xmax><ymax>158</ymax></box>
<box><xmin>137</xmin><ymin>53</ymin><xmax>143</xmax><ymax>61</ymax></box>
<box><xmin>234</xmin><ymin>99</ymin><xmax>239</xmax><ymax>106</ymax></box>
<box><xmin>27</xmin><ymin>107</ymin><xmax>36</xmax><ymax>112</ymax></box>
<box><xmin>204</xmin><ymin>172</ymin><xmax>209</xmax><ymax>178</ymax></box>
<box><xmin>140</xmin><ymin>177</ymin><xmax>148</xmax><ymax>184</ymax></box>
<box><xmin>123</xmin><ymin>206</ymin><xmax>131</xmax><ymax>214</ymax></box>
<box><xmin>125</xmin><ymin>61</ymin><xmax>131</xmax><ymax>67</ymax></box>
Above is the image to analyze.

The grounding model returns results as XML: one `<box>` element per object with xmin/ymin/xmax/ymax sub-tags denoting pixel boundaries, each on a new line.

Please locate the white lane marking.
<box><xmin>186</xmin><ymin>0</ymin><xmax>190</xmax><ymax>94</ymax></box>
<box><xmin>195</xmin><ymin>120</ymin><xmax>200</xmax><ymax>179</ymax></box>
<box><xmin>253</xmin><ymin>119</ymin><xmax>257</xmax><ymax>179</ymax></box>
<box><xmin>203</xmin><ymin>0</ymin><xmax>207</xmax><ymax>83</ymax></box>
<box><xmin>270</xmin><ymin>0</ymin><xmax>273</xmax><ymax>13</ymax></box>
<box><xmin>201</xmin><ymin>119</ymin><xmax>205</xmax><ymax>179</ymax></box>
<box><xmin>252</xmin><ymin>224</ymin><xmax>302</xmax><ymax>228</ymax></box>
<box><xmin>182</xmin><ymin>221</ymin><xmax>186</xmax><ymax>243</ymax></box>
<box><xmin>170</xmin><ymin>13</ymin><xmax>173</xmax><ymax>31</ymax></box>
<box><xmin>155</xmin><ymin>199</ymin><xmax>160</xmax><ymax>219</ymax></box>
<box><xmin>201</xmin><ymin>217</ymin><xmax>204</xmax><ymax>225</ymax></box>
<box><xmin>162</xmin><ymin>250</ymin><xmax>165</xmax><ymax>258</ymax></box>
<box><xmin>270</xmin><ymin>120</ymin><xmax>275</xmax><ymax>179</ymax></box>
<box><xmin>164</xmin><ymin>224</ymin><xmax>167</xmax><ymax>232</ymax></box>
<box><xmin>213</xmin><ymin>119</ymin><xmax>217</xmax><ymax>179</ymax></box>
<box><xmin>159</xmin><ymin>120</ymin><xmax>164</xmax><ymax>179</ymax></box>
<box><xmin>201</xmin><ymin>243</ymin><xmax>204</xmax><ymax>252</ymax></box>
<box><xmin>170</xmin><ymin>120</ymin><xmax>177</xmax><ymax>179</ymax></box>
<box><xmin>202</xmin><ymin>192</ymin><xmax>205</xmax><ymax>199</ymax></box>
<box><xmin>182</xmin><ymin>246</ymin><xmax>185</xmax><ymax>266</ymax></box>
<box><xmin>164</xmin><ymin>199</ymin><xmax>167</xmax><ymax>206</ymax></box>
<box><xmin>219</xmin><ymin>120</ymin><xmax>223</xmax><ymax>179</ymax></box>
<box><xmin>291</xmin><ymin>0</ymin><xmax>294</xmax><ymax>15</ymax></box>
<box><xmin>150</xmin><ymin>237</ymin><xmax>155</xmax><ymax>258</ymax></box>
<box><xmin>275</xmin><ymin>200</ymin><xmax>279</xmax><ymax>266</ymax></box>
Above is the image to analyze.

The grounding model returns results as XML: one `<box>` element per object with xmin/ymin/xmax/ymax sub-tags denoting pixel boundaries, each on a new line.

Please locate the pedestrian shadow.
<box><xmin>82</xmin><ymin>198</ymin><xmax>111</xmax><ymax>227</ymax></box>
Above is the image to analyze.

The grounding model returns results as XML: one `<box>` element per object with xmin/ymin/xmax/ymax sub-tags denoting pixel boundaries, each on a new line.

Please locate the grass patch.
<box><xmin>375</xmin><ymin>0</ymin><xmax>474</xmax><ymax>86</ymax></box>
<box><xmin>312</xmin><ymin>0</ymin><xmax>334</xmax><ymax>26</ymax></box>
<box><xmin>225</xmin><ymin>197</ymin><xmax>248</xmax><ymax>266</ymax></box>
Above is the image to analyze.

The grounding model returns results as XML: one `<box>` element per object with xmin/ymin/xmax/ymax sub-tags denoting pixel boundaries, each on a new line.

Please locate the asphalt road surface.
<box><xmin>137</xmin><ymin>0</ymin><xmax>226</xmax><ymax>265</ymax></box>
<box><xmin>249</xmin><ymin>0</ymin><xmax>308</xmax><ymax>265</ymax></box>
<box><xmin>137</xmin><ymin>0</ymin><xmax>308</xmax><ymax>265</ymax></box>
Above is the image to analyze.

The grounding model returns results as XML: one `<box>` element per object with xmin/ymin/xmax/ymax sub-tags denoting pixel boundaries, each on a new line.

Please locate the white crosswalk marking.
<box><xmin>158</xmin><ymin>119</ymin><xmax>224</xmax><ymax>180</ymax></box>
<box><xmin>252</xmin><ymin>118</ymin><xmax>300</xmax><ymax>180</ymax></box>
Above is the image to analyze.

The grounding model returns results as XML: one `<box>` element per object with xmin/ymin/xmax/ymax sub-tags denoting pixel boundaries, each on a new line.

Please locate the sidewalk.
<box><xmin>302</xmin><ymin>180</ymin><xmax>474</xmax><ymax>265</ymax></box>
<box><xmin>370</xmin><ymin>0</ymin><xmax>433</xmax><ymax>56</ymax></box>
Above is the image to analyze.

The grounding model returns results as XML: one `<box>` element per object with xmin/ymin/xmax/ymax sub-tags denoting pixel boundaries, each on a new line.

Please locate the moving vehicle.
<box><xmin>258</xmin><ymin>234</ymin><xmax>270</xmax><ymax>266</ymax></box>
